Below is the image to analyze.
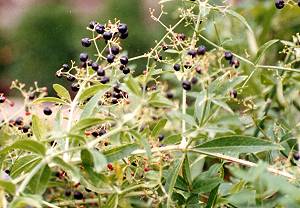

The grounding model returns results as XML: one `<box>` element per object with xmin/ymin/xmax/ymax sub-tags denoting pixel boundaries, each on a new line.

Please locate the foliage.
<box><xmin>0</xmin><ymin>0</ymin><xmax>300</xmax><ymax>207</ymax></box>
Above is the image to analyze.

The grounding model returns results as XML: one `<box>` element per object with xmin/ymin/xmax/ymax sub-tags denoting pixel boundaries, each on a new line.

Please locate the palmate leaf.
<box><xmin>196</xmin><ymin>135</ymin><xmax>281</xmax><ymax>154</ymax></box>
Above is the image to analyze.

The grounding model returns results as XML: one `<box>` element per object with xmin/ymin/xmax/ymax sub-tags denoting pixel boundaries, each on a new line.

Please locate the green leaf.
<box><xmin>205</xmin><ymin>185</ymin><xmax>219</xmax><ymax>208</ymax></box>
<box><xmin>148</xmin><ymin>93</ymin><xmax>173</xmax><ymax>108</ymax></box>
<box><xmin>163</xmin><ymin>134</ymin><xmax>181</xmax><ymax>145</ymax></box>
<box><xmin>11</xmin><ymin>155</ymin><xmax>42</xmax><ymax>178</ymax></box>
<box><xmin>80</xmin><ymin>89</ymin><xmax>108</xmax><ymax>119</ymax></box>
<box><xmin>32</xmin><ymin>97</ymin><xmax>67</xmax><ymax>104</ymax></box>
<box><xmin>28</xmin><ymin>164</ymin><xmax>51</xmax><ymax>195</ymax></box>
<box><xmin>0</xmin><ymin>139</ymin><xmax>46</xmax><ymax>156</ymax></box>
<box><xmin>225</xmin><ymin>9</ymin><xmax>255</xmax><ymax>38</ymax></box>
<box><xmin>104</xmin><ymin>194</ymin><xmax>118</xmax><ymax>208</ymax></box>
<box><xmin>79</xmin><ymin>84</ymin><xmax>110</xmax><ymax>102</ymax></box>
<box><xmin>31</xmin><ymin>115</ymin><xmax>45</xmax><ymax>140</ymax></box>
<box><xmin>192</xmin><ymin>175</ymin><xmax>221</xmax><ymax>193</ymax></box>
<box><xmin>81</xmin><ymin>149</ymin><xmax>107</xmax><ymax>172</ymax></box>
<box><xmin>52</xmin><ymin>157</ymin><xmax>80</xmax><ymax>182</ymax></box>
<box><xmin>0</xmin><ymin>179</ymin><xmax>16</xmax><ymax>195</ymax></box>
<box><xmin>211</xmin><ymin>99</ymin><xmax>233</xmax><ymax>114</ymax></box>
<box><xmin>10</xmin><ymin>196</ymin><xmax>42</xmax><ymax>208</ymax></box>
<box><xmin>125</xmin><ymin>75</ymin><xmax>142</xmax><ymax>96</ymax></box>
<box><xmin>183</xmin><ymin>155</ymin><xmax>192</xmax><ymax>187</ymax></box>
<box><xmin>71</xmin><ymin>118</ymin><xmax>110</xmax><ymax>133</ymax></box>
<box><xmin>53</xmin><ymin>84</ymin><xmax>71</xmax><ymax>102</ymax></box>
<box><xmin>103</xmin><ymin>143</ymin><xmax>139</xmax><ymax>163</ymax></box>
<box><xmin>196</xmin><ymin>135</ymin><xmax>281</xmax><ymax>154</ymax></box>
<box><xmin>165</xmin><ymin>156</ymin><xmax>184</xmax><ymax>208</ymax></box>
<box><xmin>255</xmin><ymin>39</ymin><xmax>279</xmax><ymax>64</ymax></box>
<box><xmin>151</xmin><ymin>118</ymin><xmax>167</xmax><ymax>138</ymax></box>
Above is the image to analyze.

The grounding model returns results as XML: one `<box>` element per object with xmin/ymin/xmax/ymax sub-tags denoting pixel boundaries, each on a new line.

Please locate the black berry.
<box><xmin>79</xmin><ymin>53</ymin><xmax>88</xmax><ymax>62</ymax></box>
<box><xmin>118</xmin><ymin>23</ymin><xmax>128</xmax><ymax>34</ymax></box>
<box><xmin>275</xmin><ymin>0</ymin><xmax>285</xmax><ymax>9</ymax></box>
<box><xmin>0</xmin><ymin>96</ymin><xmax>6</xmax><ymax>103</ymax></box>
<box><xmin>111</xmin><ymin>98</ymin><xmax>118</xmax><ymax>104</ymax></box>
<box><xmin>89</xmin><ymin>21</ymin><xmax>96</xmax><ymax>29</ymax></box>
<box><xmin>166</xmin><ymin>92</ymin><xmax>174</xmax><ymax>99</ymax></box>
<box><xmin>71</xmin><ymin>83</ymin><xmax>80</xmax><ymax>92</ymax></box>
<box><xmin>66</xmin><ymin>75</ymin><xmax>75</xmax><ymax>82</ymax></box>
<box><xmin>158</xmin><ymin>134</ymin><xmax>164</xmax><ymax>141</ymax></box>
<box><xmin>99</xmin><ymin>129</ymin><xmax>106</xmax><ymax>136</ymax></box>
<box><xmin>81</xmin><ymin>38</ymin><xmax>91</xmax><ymax>47</ymax></box>
<box><xmin>91</xmin><ymin>62</ymin><xmax>99</xmax><ymax>71</ymax></box>
<box><xmin>43</xmin><ymin>107</ymin><xmax>52</xmax><ymax>116</ymax></box>
<box><xmin>107</xmin><ymin>54</ymin><xmax>115</xmax><ymax>63</ymax></box>
<box><xmin>120</xmin><ymin>56</ymin><xmax>129</xmax><ymax>65</ymax></box>
<box><xmin>123</xmin><ymin>67</ymin><xmax>130</xmax><ymax>74</ymax></box>
<box><xmin>298</xmin><ymin>0</ymin><xmax>300</xmax><ymax>7</ymax></box>
<box><xmin>100</xmin><ymin>76</ymin><xmax>110</xmax><ymax>84</ymax></box>
<box><xmin>182</xmin><ymin>80</ymin><xmax>192</xmax><ymax>91</ymax></box>
<box><xmin>62</xmin><ymin>64</ymin><xmax>69</xmax><ymax>70</ymax></box>
<box><xmin>15</xmin><ymin>117</ymin><xmax>23</xmax><ymax>125</ymax></box>
<box><xmin>73</xmin><ymin>191</ymin><xmax>84</xmax><ymax>200</ymax></box>
<box><xmin>191</xmin><ymin>77</ymin><xmax>198</xmax><ymax>85</ymax></box>
<box><xmin>195</xmin><ymin>66</ymin><xmax>202</xmax><ymax>74</ymax></box>
<box><xmin>224</xmin><ymin>51</ymin><xmax>233</xmax><ymax>60</ymax></box>
<box><xmin>111</xmin><ymin>46</ymin><xmax>120</xmax><ymax>55</ymax></box>
<box><xmin>230</xmin><ymin>89</ymin><xmax>238</xmax><ymax>98</ymax></box>
<box><xmin>91</xmin><ymin>131</ymin><xmax>99</xmax><ymax>137</ymax></box>
<box><xmin>187</xmin><ymin>49</ymin><xmax>197</xmax><ymax>58</ymax></box>
<box><xmin>173</xmin><ymin>64</ymin><xmax>180</xmax><ymax>71</ymax></box>
<box><xmin>293</xmin><ymin>152</ymin><xmax>300</xmax><ymax>160</ymax></box>
<box><xmin>120</xmin><ymin>31</ymin><xmax>128</xmax><ymax>39</ymax></box>
<box><xmin>65</xmin><ymin>189</ymin><xmax>72</xmax><ymax>197</ymax></box>
<box><xmin>97</xmin><ymin>68</ymin><xmax>105</xmax><ymax>76</ymax></box>
<box><xmin>197</xmin><ymin>45</ymin><xmax>206</xmax><ymax>55</ymax></box>
<box><xmin>95</xmin><ymin>24</ymin><xmax>105</xmax><ymax>34</ymax></box>
<box><xmin>230</xmin><ymin>58</ymin><xmax>240</xmax><ymax>68</ymax></box>
<box><xmin>103</xmin><ymin>31</ymin><xmax>112</xmax><ymax>40</ymax></box>
<box><xmin>22</xmin><ymin>125</ymin><xmax>30</xmax><ymax>133</ymax></box>
<box><xmin>28</xmin><ymin>93</ymin><xmax>35</xmax><ymax>100</ymax></box>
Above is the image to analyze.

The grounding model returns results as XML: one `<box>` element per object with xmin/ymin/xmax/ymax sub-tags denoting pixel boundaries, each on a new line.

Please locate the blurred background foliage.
<box><xmin>0</xmin><ymin>0</ymin><xmax>300</xmax><ymax>95</ymax></box>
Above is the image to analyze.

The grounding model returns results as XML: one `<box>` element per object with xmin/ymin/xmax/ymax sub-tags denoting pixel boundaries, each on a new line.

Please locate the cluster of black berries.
<box><xmin>275</xmin><ymin>0</ymin><xmax>300</xmax><ymax>9</ymax></box>
<box><xmin>187</xmin><ymin>45</ymin><xmax>207</xmax><ymax>58</ymax></box>
<box><xmin>224</xmin><ymin>51</ymin><xmax>240</xmax><ymax>68</ymax></box>
<box><xmin>103</xmin><ymin>85</ymin><xmax>129</xmax><ymax>105</ymax></box>
<box><xmin>8</xmin><ymin>116</ymin><xmax>31</xmax><ymax>134</ymax></box>
<box><xmin>91</xmin><ymin>128</ymin><xmax>106</xmax><ymax>138</ymax></box>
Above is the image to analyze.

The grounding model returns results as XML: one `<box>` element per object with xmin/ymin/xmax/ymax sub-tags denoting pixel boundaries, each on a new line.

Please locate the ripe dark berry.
<box><xmin>73</xmin><ymin>191</ymin><xmax>84</xmax><ymax>200</ymax></box>
<box><xmin>275</xmin><ymin>0</ymin><xmax>285</xmax><ymax>9</ymax></box>
<box><xmin>158</xmin><ymin>134</ymin><xmax>164</xmax><ymax>141</ymax></box>
<box><xmin>173</xmin><ymin>64</ymin><xmax>180</xmax><ymax>71</ymax></box>
<box><xmin>230</xmin><ymin>58</ymin><xmax>240</xmax><ymax>68</ymax></box>
<box><xmin>91</xmin><ymin>62</ymin><xmax>99</xmax><ymax>71</ymax></box>
<box><xmin>100</xmin><ymin>76</ymin><xmax>110</xmax><ymax>84</ymax></box>
<box><xmin>28</xmin><ymin>93</ymin><xmax>35</xmax><ymax>100</ymax></box>
<box><xmin>230</xmin><ymin>89</ymin><xmax>238</xmax><ymax>98</ymax></box>
<box><xmin>22</xmin><ymin>125</ymin><xmax>30</xmax><ymax>133</ymax></box>
<box><xmin>43</xmin><ymin>107</ymin><xmax>52</xmax><ymax>116</ymax></box>
<box><xmin>166</xmin><ymin>92</ymin><xmax>174</xmax><ymax>99</ymax></box>
<box><xmin>182</xmin><ymin>80</ymin><xmax>192</xmax><ymax>91</ymax></box>
<box><xmin>120</xmin><ymin>56</ymin><xmax>129</xmax><ymax>65</ymax></box>
<box><xmin>224</xmin><ymin>51</ymin><xmax>233</xmax><ymax>60</ymax></box>
<box><xmin>99</xmin><ymin>129</ymin><xmax>106</xmax><ymax>136</ymax></box>
<box><xmin>66</xmin><ymin>75</ymin><xmax>75</xmax><ymax>82</ymax></box>
<box><xmin>0</xmin><ymin>96</ymin><xmax>6</xmax><ymax>103</ymax></box>
<box><xmin>111</xmin><ymin>97</ymin><xmax>118</xmax><ymax>104</ymax></box>
<box><xmin>195</xmin><ymin>66</ymin><xmax>202</xmax><ymax>74</ymax></box>
<box><xmin>89</xmin><ymin>21</ymin><xmax>96</xmax><ymax>29</ymax></box>
<box><xmin>111</xmin><ymin>46</ymin><xmax>120</xmax><ymax>55</ymax></box>
<box><xmin>197</xmin><ymin>45</ymin><xmax>206</xmax><ymax>55</ymax></box>
<box><xmin>65</xmin><ymin>189</ymin><xmax>72</xmax><ymax>197</ymax></box>
<box><xmin>97</xmin><ymin>68</ymin><xmax>105</xmax><ymax>76</ymax></box>
<box><xmin>87</xmin><ymin>60</ymin><xmax>93</xmax><ymax>66</ymax></box>
<box><xmin>298</xmin><ymin>0</ymin><xmax>300</xmax><ymax>7</ymax></box>
<box><xmin>123</xmin><ymin>67</ymin><xmax>130</xmax><ymax>74</ymax></box>
<box><xmin>293</xmin><ymin>152</ymin><xmax>300</xmax><ymax>160</ymax></box>
<box><xmin>79</xmin><ymin>53</ymin><xmax>88</xmax><ymax>62</ymax></box>
<box><xmin>15</xmin><ymin>117</ymin><xmax>23</xmax><ymax>125</ymax></box>
<box><xmin>191</xmin><ymin>77</ymin><xmax>198</xmax><ymax>85</ymax></box>
<box><xmin>71</xmin><ymin>83</ymin><xmax>80</xmax><ymax>92</ymax></box>
<box><xmin>187</xmin><ymin>49</ymin><xmax>197</xmax><ymax>58</ymax></box>
<box><xmin>107</xmin><ymin>54</ymin><xmax>115</xmax><ymax>63</ymax></box>
<box><xmin>4</xmin><ymin>169</ymin><xmax>10</xmax><ymax>175</ymax></box>
<box><xmin>103</xmin><ymin>31</ymin><xmax>112</xmax><ymax>40</ymax></box>
<box><xmin>62</xmin><ymin>64</ymin><xmax>69</xmax><ymax>70</ymax></box>
<box><xmin>81</xmin><ymin>38</ymin><xmax>91</xmax><ymax>47</ymax></box>
<box><xmin>118</xmin><ymin>23</ymin><xmax>128</xmax><ymax>34</ymax></box>
<box><xmin>95</xmin><ymin>24</ymin><xmax>105</xmax><ymax>34</ymax></box>
<box><xmin>120</xmin><ymin>31</ymin><xmax>128</xmax><ymax>39</ymax></box>
<box><xmin>91</xmin><ymin>131</ymin><xmax>99</xmax><ymax>137</ymax></box>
